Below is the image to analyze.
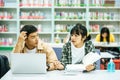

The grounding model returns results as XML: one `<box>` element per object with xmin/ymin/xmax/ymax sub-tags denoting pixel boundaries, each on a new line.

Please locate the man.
<box><xmin>13</xmin><ymin>25</ymin><xmax>64</xmax><ymax>71</ymax></box>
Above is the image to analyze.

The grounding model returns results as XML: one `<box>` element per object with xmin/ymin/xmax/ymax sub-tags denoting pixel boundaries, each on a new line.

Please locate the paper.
<box><xmin>82</xmin><ymin>52</ymin><xmax>101</xmax><ymax>66</ymax></box>
<box><xmin>65</xmin><ymin>52</ymin><xmax>101</xmax><ymax>72</ymax></box>
<box><xmin>66</xmin><ymin>64</ymin><xmax>86</xmax><ymax>72</ymax></box>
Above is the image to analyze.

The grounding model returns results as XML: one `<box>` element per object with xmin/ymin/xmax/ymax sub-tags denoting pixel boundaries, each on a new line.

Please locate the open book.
<box><xmin>65</xmin><ymin>52</ymin><xmax>101</xmax><ymax>72</ymax></box>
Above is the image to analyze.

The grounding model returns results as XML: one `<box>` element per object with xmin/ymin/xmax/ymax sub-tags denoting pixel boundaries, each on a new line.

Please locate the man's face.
<box><xmin>25</xmin><ymin>32</ymin><xmax>39</xmax><ymax>49</ymax></box>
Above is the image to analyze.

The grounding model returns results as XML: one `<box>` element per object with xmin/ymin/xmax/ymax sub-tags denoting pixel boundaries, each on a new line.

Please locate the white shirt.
<box><xmin>26</xmin><ymin>48</ymin><xmax>36</xmax><ymax>54</ymax></box>
<box><xmin>71</xmin><ymin>42</ymin><xmax>85</xmax><ymax>64</ymax></box>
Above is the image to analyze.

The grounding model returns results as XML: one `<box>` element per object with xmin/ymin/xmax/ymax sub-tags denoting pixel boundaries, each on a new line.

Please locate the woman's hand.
<box><xmin>86</xmin><ymin>64</ymin><xmax>95</xmax><ymax>71</ymax></box>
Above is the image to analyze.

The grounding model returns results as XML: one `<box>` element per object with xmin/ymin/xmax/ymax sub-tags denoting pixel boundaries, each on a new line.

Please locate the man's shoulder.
<box><xmin>37</xmin><ymin>41</ymin><xmax>49</xmax><ymax>49</ymax></box>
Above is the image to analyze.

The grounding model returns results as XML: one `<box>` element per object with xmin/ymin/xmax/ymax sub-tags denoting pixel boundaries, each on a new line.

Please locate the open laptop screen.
<box><xmin>11</xmin><ymin>53</ymin><xmax>46</xmax><ymax>74</ymax></box>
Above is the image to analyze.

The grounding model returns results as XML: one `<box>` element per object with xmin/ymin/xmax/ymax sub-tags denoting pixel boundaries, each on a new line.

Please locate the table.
<box><xmin>94</xmin><ymin>42</ymin><xmax>120</xmax><ymax>58</ymax></box>
<box><xmin>94</xmin><ymin>42</ymin><xmax>120</xmax><ymax>47</ymax></box>
<box><xmin>100</xmin><ymin>52</ymin><xmax>115</xmax><ymax>58</ymax></box>
<box><xmin>1</xmin><ymin>70</ymin><xmax>120</xmax><ymax>80</ymax></box>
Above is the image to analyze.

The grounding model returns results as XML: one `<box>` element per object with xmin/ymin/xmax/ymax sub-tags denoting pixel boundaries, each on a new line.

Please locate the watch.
<box><xmin>47</xmin><ymin>64</ymin><xmax>50</xmax><ymax>71</ymax></box>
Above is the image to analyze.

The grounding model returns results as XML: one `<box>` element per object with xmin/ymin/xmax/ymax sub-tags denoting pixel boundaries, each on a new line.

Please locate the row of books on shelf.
<box><xmin>55</xmin><ymin>0</ymin><xmax>120</xmax><ymax>7</ymax></box>
<box><xmin>55</xmin><ymin>24</ymin><xmax>118</xmax><ymax>33</ymax></box>
<box><xmin>89</xmin><ymin>0</ymin><xmax>120</xmax><ymax>7</ymax></box>
<box><xmin>21</xmin><ymin>24</ymin><xmax>44</xmax><ymax>33</ymax></box>
<box><xmin>55</xmin><ymin>12</ymin><xmax>85</xmax><ymax>20</ymax></box>
<box><xmin>55</xmin><ymin>0</ymin><xmax>85</xmax><ymax>6</ymax></box>
<box><xmin>0</xmin><ymin>11</ymin><xmax>119</xmax><ymax>20</ymax></box>
<box><xmin>0</xmin><ymin>24</ymin><xmax>8</xmax><ymax>32</ymax></box>
<box><xmin>1</xmin><ymin>23</ymin><xmax>72</xmax><ymax>33</ymax></box>
<box><xmin>1</xmin><ymin>23</ymin><xmax>119</xmax><ymax>33</ymax></box>
<box><xmin>0</xmin><ymin>0</ymin><xmax>17</xmax><ymax>7</ymax></box>
<box><xmin>0</xmin><ymin>11</ymin><xmax>14</xmax><ymax>19</ymax></box>
<box><xmin>0</xmin><ymin>37</ymin><xmax>51</xmax><ymax>46</ymax></box>
<box><xmin>89</xmin><ymin>12</ymin><xmax>119</xmax><ymax>20</ymax></box>
<box><xmin>0</xmin><ymin>11</ymin><xmax>47</xmax><ymax>19</ymax></box>
<box><xmin>55</xmin><ymin>24</ymin><xmax>74</xmax><ymax>32</ymax></box>
<box><xmin>55</xmin><ymin>24</ymin><xmax>119</xmax><ymax>33</ymax></box>
<box><xmin>89</xmin><ymin>24</ymin><xmax>118</xmax><ymax>32</ymax></box>
<box><xmin>0</xmin><ymin>0</ymin><xmax>120</xmax><ymax>7</ymax></box>
<box><xmin>20</xmin><ymin>11</ymin><xmax>46</xmax><ymax>19</ymax></box>
<box><xmin>55</xmin><ymin>11</ymin><xmax>119</xmax><ymax>20</ymax></box>
<box><xmin>0</xmin><ymin>0</ymin><xmax>52</xmax><ymax>7</ymax></box>
<box><xmin>56</xmin><ymin>24</ymin><xmax>120</xmax><ymax>33</ymax></box>
<box><xmin>0</xmin><ymin>38</ymin><xmax>13</xmax><ymax>46</ymax></box>
<box><xmin>20</xmin><ymin>0</ymin><xmax>52</xmax><ymax>7</ymax></box>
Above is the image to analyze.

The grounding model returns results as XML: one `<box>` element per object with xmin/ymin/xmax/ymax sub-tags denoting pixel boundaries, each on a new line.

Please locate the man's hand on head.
<box><xmin>18</xmin><ymin>31</ymin><xmax>27</xmax><ymax>43</ymax></box>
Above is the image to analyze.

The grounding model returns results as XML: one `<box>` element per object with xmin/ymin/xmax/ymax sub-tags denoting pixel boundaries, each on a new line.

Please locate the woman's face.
<box><xmin>71</xmin><ymin>34</ymin><xmax>85</xmax><ymax>47</ymax></box>
<box><xmin>102</xmin><ymin>33</ymin><xmax>107</xmax><ymax>38</ymax></box>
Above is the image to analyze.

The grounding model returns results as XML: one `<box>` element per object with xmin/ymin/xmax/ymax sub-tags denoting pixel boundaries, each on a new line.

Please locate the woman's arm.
<box><xmin>61</xmin><ymin>44</ymin><xmax>69</xmax><ymax>69</ymax></box>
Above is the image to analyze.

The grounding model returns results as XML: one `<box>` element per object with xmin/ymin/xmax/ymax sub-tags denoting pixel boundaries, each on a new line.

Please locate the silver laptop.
<box><xmin>11</xmin><ymin>53</ymin><xmax>46</xmax><ymax>74</ymax></box>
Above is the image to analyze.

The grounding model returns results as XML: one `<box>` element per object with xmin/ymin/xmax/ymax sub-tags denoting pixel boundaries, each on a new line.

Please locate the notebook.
<box><xmin>11</xmin><ymin>53</ymin><xmax>46</xmax><ymax>74</ymax></box>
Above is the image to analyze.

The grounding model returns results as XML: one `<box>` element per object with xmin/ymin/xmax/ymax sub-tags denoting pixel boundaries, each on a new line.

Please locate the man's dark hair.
<box><xmin>20</xmin><ymin>25</ymin><xmax>37</xmax><ymax>36</ymax></box>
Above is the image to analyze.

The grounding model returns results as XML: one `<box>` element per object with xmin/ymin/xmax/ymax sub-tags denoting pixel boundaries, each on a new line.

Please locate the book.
<box><xmin>65</xmin><ymin>52</ymin><xmax>101</xmax><ymax>73</ymax></box>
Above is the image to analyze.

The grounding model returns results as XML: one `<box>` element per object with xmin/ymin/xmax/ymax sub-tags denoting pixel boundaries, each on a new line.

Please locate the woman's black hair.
<box><xmin>70</xmin><ymin>23</ymin><xmax>90</xmax><ymax>42</ymax></box>
<box><xmin>20</xmin><ymin>25</ymin><xmax>37</xmax><ymax>36</ymax></box>
<box><xmin>100</xmin><ymin>27</ymin><xmax>110</xmax><ymax>43</ymax></box>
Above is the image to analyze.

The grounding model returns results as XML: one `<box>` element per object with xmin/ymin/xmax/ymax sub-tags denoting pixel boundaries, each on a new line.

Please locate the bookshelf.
<box><xmin>88</xmin><ymin>0</ymin><xmax>120</xmax><ymax>42</ymax></box>
<box><xmin>54</xmin><ymin>0</ymin><xmax>87</xmax><ymax>43</ymax></box>
<box><xmin>0</xmin><ymin>0</ymin><xmax>120</xmax><ymax>49</ymax></box>
<box><xmin>0</xmin><ymin>0</ymin><xmax>18</xmax><ymax>48</ymax></box>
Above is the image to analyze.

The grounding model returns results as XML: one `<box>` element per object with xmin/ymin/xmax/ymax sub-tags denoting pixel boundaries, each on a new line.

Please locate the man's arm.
<box><xmin>42</xmin><ymin>43</ymin><xmax>64</xmax><ymax>70</ymax></box>
<box><xmin>12</xmin><ymin>31</ymin><xmax>27</xmax><ymax>53</ymax></box>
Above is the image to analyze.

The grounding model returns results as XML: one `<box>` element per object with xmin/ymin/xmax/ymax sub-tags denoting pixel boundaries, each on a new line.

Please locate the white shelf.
<box><xmin>0</xmin><ymin>45</ymin><xmax>14</xmax><ymax>47</ymax></box>
<box><xmin>89</xmin><ymin>20</ymin><xmax>120</xmax><ymax>22</ymax></box>
<box><xmin>90</xmin><ymin>32</ymin><xmax>99</xmax><ymax>34</ymax></box>
<box><xmin>38</xmin><ymin>32</ymin><xmax>52</xmax><ymax>34</ymax></box>
<box><xmin>90</xmin><ymin>32</ymin><xmax>120</xmax><ymax>35</ymax></box>
<box><xmin>112</xmin><ymin>32</ymin><xmax>120</xmax><ymax>34</ymax></box>
<box><xmin>20</xmin><ymin>19</ymin><xmax>52</xmax><ymax>22</ymax></box>
<box><xmin>0</xmin><ymin>6</ymin><xmax>17</xmax><ymax>9</ymax></box>
<box><xmin>54</xmin><ymin>7</ymin><xmax>86</xmax><ymax>9</ymax></box>
<box><xmin>54</xmin><ymin>32</ymin><xmax>69</xmax><ymax>34</ymax></box>
<box><xmin>0</xmin><ymin>32</ymin><xmax>17</xmax><ymax>34</ymax></box>
<box><xmin>20</xmin><ymin>7</ymin><xmax>52</xmax><ymax>9</ymax></box>
<box><xmin>89</xmin><ymin>7</ymin><xmax>120</xmax><ymax>9</ymax></box>
<box><xmin>54</xmin><ymin>19</ymin><xmax>86</xmax><ymax>22</ymax></box>
<box><xmin>0</xmin><ymin>19</ymin><xmax>17</xmax><ymax>21</ymax></box>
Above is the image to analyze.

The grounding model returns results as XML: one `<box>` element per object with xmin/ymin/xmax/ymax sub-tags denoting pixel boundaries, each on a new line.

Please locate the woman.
<box><xmin>95</xmin><ymin>27</ymin><xmax>115</xmax><ymax>43</ymax></box>
<box><xmin>61</xmin><ymin>23</ymin><xmax>95</xmax><ymax>72</ymax></box>
<box><xmin>95</xmin><ymin>27</ymin><xmax>116</xmax><ymax>69</ymax></box>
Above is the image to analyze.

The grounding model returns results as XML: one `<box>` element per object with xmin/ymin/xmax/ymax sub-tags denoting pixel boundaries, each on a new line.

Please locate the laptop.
<box><xmin>11</xmin><ymin>53</ymin><xmax>47</xmax><ymax>74</ymax></box>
